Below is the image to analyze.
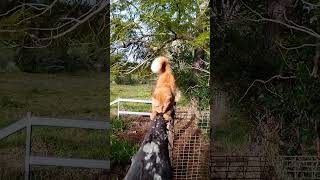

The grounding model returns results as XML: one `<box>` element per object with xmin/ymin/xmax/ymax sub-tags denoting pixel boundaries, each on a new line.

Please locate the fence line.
<box><xmin>210</xmin><ymin>155</ymin><xmax>320</xmax><ymax>179</ymax></box>
<box><xmin>110</xmin><ymin>98</ymin><xmax>152</xmax><ymax>118</ymax></box>
<box><xmin>0</xmin><ymin>118</ymin><xmax>26</xmax><ymax>139</ymax></box>
<box><xmin>0</xmin><ymin>112</ymin><xmax>110</xmax><ymax>180</ymax></box>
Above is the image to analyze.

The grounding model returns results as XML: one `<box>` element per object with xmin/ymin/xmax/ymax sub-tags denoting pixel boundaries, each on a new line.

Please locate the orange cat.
<box><xmin>150</xmin><ymin>56</ymin><xmax>178</xmax><ymax>121</ymax></box>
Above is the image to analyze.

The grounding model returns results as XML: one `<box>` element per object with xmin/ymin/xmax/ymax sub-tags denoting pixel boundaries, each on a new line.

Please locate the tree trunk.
<box><xmin>311</xmin><ymin>44</ymin><xmax>320</xmax><ymax>78</ymax></box>
<box><xmin>315</xmin><ymin>122</ymin><xmax>320</xmax><ymax>158</ymax></box>
<box><xmin>192</xmin><ymin>47</ymin><xmax>205</xmax><ymax>73</ymax></box>
<box><xmin>264</xmin><ymin>0</ymin><xmax>300</xmax><ymax>49</ymax></box>
<box><xmin>265</xmin><ymin>0</ymin><xmax>286</xmax><ymax>49</ymax></box>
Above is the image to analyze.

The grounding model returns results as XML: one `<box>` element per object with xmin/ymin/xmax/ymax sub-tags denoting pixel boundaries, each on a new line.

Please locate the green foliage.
<box><xmin>214</xmin><ymin>2</ymin><xmax>320</xmax><ymax>155</ymax></box>
<box><xmin>15</xmin><ymin>48</ymin><xmax>93</xmax><ymax>73</ymax></box>
<box><xmin>111</xmin><ymin>0</ymin><xmax>210</xmax><ymax>109</ymax></box>
<box><xmin>258</xmin><ymin>67</ymin><xmax>320</xmax><ymax>155</ymax></box>
<box><xmin>170</xmin><ymin>44</ymin><xmax>209</xmax><ymax>110</ymax></box>
<box><xmin>215</xmin><ymin>109</ymin><xmax>252</xmax><ymax>151</ymax></box>
<box><xmin>110</xmin><ymin>134</ymin><xmax>138</xmax><ymax>166</ymax></box>
<box><xmin>114</xmin><ymin>74</ymin><xmax>140</xmax><ymax>85</ymax></box>
<box><xmin>110</xmin><ymin>117</ymin><xmax>138</xmax><ymax>166</ymax></box>
<box><xmin>111</xmin><ymin>54</ymin><xmax>152</xmax><ymax>84</ymax></box>
<box><xmin>0</xmin><ymin>45</ymin><xmax>19</xmax><ymax>72</ymax></box>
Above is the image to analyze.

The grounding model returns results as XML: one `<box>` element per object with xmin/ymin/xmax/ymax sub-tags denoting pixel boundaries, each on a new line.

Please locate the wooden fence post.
<box><xmin>25</xmin><ymin>112</ymin><xmax>32</xmax><ymax>180</ymax></box>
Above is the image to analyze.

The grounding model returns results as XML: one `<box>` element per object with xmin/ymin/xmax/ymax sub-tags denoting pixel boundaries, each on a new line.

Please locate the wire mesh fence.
<box><xmin>280</xmin><ymin>156</ymin><xmax>320</xmax><ymax>179</ymax></box>
<box><xmin>170</xmin><ymin>110</ymin><xmax>210</xmax><ymax>180</ymax></box>
<box><xmin>210</xmin><ymin>155</ymin><xmax>274</xmax><ymax>179</ymax></box>
<box><xmin>210</xmin><ymin>155</ymin><xmax>320</xmax><ymax>179</ymax></box>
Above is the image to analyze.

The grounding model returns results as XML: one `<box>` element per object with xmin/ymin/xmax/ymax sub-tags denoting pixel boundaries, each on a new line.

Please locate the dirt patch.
<box><xmin>118</xmin><ymin>116</ymin><xmax>152</xmax><ymax>145</ymax></box>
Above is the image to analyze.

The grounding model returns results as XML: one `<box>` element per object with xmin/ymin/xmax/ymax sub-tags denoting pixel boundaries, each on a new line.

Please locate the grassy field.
<box><xmin>0</xmin><ymin>71</ymin><xmax>190</xmax><ymax>179</ymax></box>
<box><xmin>110</xmin><ymin>82</ymin><xmax>189</xmax><ymax>116</ymax></box>
<box><xmin>214</xmin><ymin>110</ymin><xmax>252</xmax><ymax>153</ymax></box>
<box><xmin>110</xmin><ymin>83</ymin><xmax>153</xmax><ymax>115</ymax></box>
<box><xmin>0</xmin><ymin>72</ymin><xmax>109</xmax><ymax>179</ymax></box>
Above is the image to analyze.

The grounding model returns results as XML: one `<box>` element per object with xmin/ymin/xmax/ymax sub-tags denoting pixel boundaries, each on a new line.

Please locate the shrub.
<box><xmin>14</xmin><ymin>48</ymin><xmax>93</xmax><ymax>73</ymax></box>
<box><xmin>114</xmin><ymin>74</ymin><xmax>139</xmax><ymax>85</ymax></box>
<box><xmin>110</xmin><ymin>117</ymin><xmax>138</xmax><ymax>166</ymax></box>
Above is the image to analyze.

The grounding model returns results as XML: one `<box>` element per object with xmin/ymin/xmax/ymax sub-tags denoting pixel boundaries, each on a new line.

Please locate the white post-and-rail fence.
<box><xmin>110</xmin><ymin>98</ymin><xmax>152</xmax><ymax>118</ymax></box>
<box><xmin>0</xmin><ymin>112</ymin><xmax>110</xmax><ymax>180</ymax></box>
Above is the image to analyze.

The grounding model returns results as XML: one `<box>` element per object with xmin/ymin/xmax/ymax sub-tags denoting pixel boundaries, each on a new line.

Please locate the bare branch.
<box><xmin>26</xmin><ymin>2</ymin><xmax>101</xmax><ymax>32</ymax></box>
<box><xmin>37</xmin><ymin>1</ymin><xmax>108</xmax><ymax>41</ymax></box>
<box><xmin>0</xmin><ymin>0</ymin><xmax>109</xmax><ymax>44</ymax></box>
<box><xmin>277</xmin><ymin>41</ymin><xmax>320</xmax><ymax>50</ymax></box>
<box><xmin>283</xmin><ymin>10</ymin><xmax>316</xmax><ymax>34</ymax></box>
<box><xmin>0</xmin><ymin>4</ymin><xmax>24</xmax><ymax>17</ymax></box>
<box><xmin>240</xmin><ymin>0</ymin><xmax>320</xmax><ymax>40</ymax></box>
<box><xmin>124</xmin><ymin>58</ymin><xmax>150</xmax><ymax>74</ymax></box>
<box><xmin>0</xmin><ymin>29</ymin><xmax>23</xmax><ymax>33</ymax></box>
<box><xmin>0</xmin><ymin>3</ymin><xmax>48</xmax><ymax>17</ymax></box>
<box><xmin>16</xmin><ymin>0</ymin><xmax>58</xmax><ymax>26</ymax></box>
<box><xmin>301</xmin><ymin>0</ymin><xmax>320</xmax><ymax>7</ymax></box>
<box><xmin>238</xmin><ymin>75</ymin><xmax>296</xmax><ymax>103</ymax></box>
<box><xmin>191</xmin><ymin>66</ymin><xmax>210</xmax><ymax>74</ymax></box>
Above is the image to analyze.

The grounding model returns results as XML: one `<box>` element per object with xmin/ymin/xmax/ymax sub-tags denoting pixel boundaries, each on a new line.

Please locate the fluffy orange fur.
<box><xmin>150</xmin><ymin>56</ymin><xmax>177</xmax><ymax>121</ymax></box>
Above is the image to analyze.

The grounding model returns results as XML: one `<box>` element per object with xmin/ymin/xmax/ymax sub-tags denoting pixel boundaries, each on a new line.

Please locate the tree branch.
<box><xmin>0</xmin><ymin>0</ymin><xmax>109</xmax><ymax>43</ymax></box>
<box><xmin>15</xmin><ymin>0</ymin><xmax>58</xmax><ymax>26</ymax></box>
<box><xmin>301</xmin><ymin>0</ymin><xmax>320</xmax><ymax>7</ymax></box>
<box><xmin>36</xmin><ymin>0</ymin><xmax>108</xmax><ymax>41</ymax></box>
<box><xmin>238</xmin><ymin>75</ymin><xmax>296</xmax><ymax>103</ymax></box>
<box><xmin>0</xmin><ymin>3</ymin><xmax>48</xmax><ymax>17</ymax></box>
<box><xmin>240</xmin><ymin>0</ymin><xmax>320</xmax><ymax>39</ymax></box>
<box><xmin>277</xmin><ymin>41</ymin><xmax>320</xmax><ymax>50</ymax></box>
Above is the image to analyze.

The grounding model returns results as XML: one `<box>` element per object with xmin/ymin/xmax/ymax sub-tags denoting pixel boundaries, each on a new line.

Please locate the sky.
<box><xmin>111</xmin><ymin>0</ymin><xmax>150</xmax><ymax>63</ymax></box>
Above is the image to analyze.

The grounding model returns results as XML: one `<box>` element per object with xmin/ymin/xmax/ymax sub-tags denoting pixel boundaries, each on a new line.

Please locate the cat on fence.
<box><xmin>150</xmin><ymin>56</ymin><xmax>180</xmax><ymax>121</ymax></box>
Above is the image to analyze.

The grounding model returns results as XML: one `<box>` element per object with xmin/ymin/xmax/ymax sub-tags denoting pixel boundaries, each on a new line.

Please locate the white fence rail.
<box><xmin>110</xmin><ymin>98</ymin><xmax>152</xmax><ymax>118</ymax></box>
<box><xmin>0</xmin><ymin>112</ymin><xmax>109</xmax><ymax>180</ymax></box>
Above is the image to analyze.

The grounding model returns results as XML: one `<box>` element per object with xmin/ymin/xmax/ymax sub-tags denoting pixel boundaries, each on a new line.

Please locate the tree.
<box><xmin>111</xmin><ymin>0</ymin><xmax>210</xmax><ymax>109</ymax></box>
<box><xmin>0</xmin><ymin>0</ymin><xmax>109</xmax><ymax>72</ymax></box>
<box><xmin>213</xmin><ymin>0</ymin><xmax>320</xmax><ymax>156</ymax></box>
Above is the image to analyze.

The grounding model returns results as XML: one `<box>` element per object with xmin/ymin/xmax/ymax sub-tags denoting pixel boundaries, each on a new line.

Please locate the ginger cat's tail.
<box><xmin>151</xmin><ymin>56</ymin><xmax>171</xmax><ymax>74</ymax></box>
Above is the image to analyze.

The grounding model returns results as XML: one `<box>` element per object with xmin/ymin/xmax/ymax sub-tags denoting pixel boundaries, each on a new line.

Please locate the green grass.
<box><xmin>0</xmin><ymin>72</ymin><xmax>108</xmax><ymax>179</ymax></box>
<box><xmin>110</xmin><ymin>83</ymin><xmax>153</xmax><ymax>114</ymax></box>
<box><xmin>0</xmin><ymin>72</ymin><xmax>189</xmax><ymax>178</ymax></box>
<box><xmin>110</xmin><ymin>82</ymin><xmax>188</xmax><ymax>116</ymax></box>
<box><xmin>110</xmin><ymin>116</ymin><xmax>138</xmax><ymax>167</ymax></box>
<box><xmin>0</xmin><ymin>72</ymin><xmax>107</xmax><ymax>124</ymax></box>
<box><xmin>215</xmin><ymin>109</ymin><xmax>252</xmax><ymax>153</ymax></box>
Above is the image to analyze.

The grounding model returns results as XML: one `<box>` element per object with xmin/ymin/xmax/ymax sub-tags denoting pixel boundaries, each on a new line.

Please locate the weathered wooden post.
<box><xmin>124</xmin><ymin>113</ymin><xmax>173</xmax><ymax>180</ymax></box>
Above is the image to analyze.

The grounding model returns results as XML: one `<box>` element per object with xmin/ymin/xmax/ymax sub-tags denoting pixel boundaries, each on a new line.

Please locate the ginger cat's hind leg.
<box><xmin>150</xmin><ymin>110</ymin><xmax>172</xmax><ymax>121</ymax></box>
<box><xmin>163</xmin><ymin>110</ymin><xmax>173</xmax><ymax>122</ymax></box>
<box><xmin>150</xmin><ymin>111</ymin><xmax>157</xmax><ymax>120</ymax></box>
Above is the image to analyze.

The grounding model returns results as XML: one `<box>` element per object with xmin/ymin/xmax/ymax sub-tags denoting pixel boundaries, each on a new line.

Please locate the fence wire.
<box><xmin>170</xmin><ymin>110</ymin><xmax>210</xmax><ymax>180</ymax></box>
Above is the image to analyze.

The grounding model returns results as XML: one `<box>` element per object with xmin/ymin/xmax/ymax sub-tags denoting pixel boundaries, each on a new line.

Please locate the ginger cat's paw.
<box><xmin>150</xmin><ymin>112</ymin><xmax>157</xmax><ymax>120</ymax></box>
<box><xmin>163</xmin><ymin>113</ymin><xmax>172</xmax><ymax>122</ymax></box>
